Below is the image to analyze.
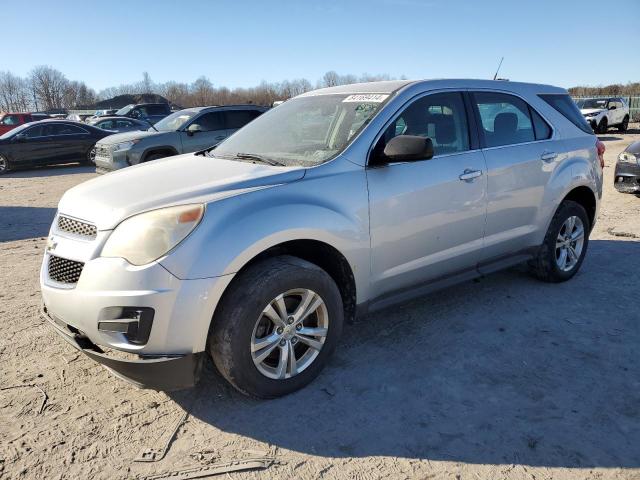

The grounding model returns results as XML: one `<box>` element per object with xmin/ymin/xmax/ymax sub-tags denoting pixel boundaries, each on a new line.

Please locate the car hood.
<box><xmin>97</xmin><ymin>129</ymin><xmax>164</xmax><ymax>145</ymax></box>
<box><xmin>580</xmin><ymin>108</ymin><xmax>605</xmax><ymax>115</ymax></box>
<box><xmin>58</xmin><ymin>153</ymin><xmax>306</xmax><ymax>230</ymax></box>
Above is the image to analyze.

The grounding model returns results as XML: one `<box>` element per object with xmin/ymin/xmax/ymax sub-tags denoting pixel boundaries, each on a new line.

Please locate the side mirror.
<box><xmin>381</xmin><ymin>135</ymin><xmax>434</xmax><ymax>163</ymax></box>
<box><xmin>608</xmin><ymin>104</ymin><xmax>617</xmax><ymax>110</ymax></box>
<box><xmin>186</xmin><ymin>124</ymin><xmax>203</xmax><ymax>136</ymax></box>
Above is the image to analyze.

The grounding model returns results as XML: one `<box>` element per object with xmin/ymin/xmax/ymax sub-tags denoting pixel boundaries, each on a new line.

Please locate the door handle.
<box><xmin>214</xmin><ymin>135</ymin><xmax>225</xmax><ymax>140</ymax></box>
<box><xmin>540</xmin><ymin>151</ymin><xmax>558</xmax><ymax>162</ymax></box>
<box><xmin>459</xmin><ymin>169</ymin><xmax>483</xmax><ymax>182</ymax></box>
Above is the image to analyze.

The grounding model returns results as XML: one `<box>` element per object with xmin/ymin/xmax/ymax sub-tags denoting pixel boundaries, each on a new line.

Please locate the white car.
<box><xmin>578</xmin><ymin>97</ymin><xmax>630</xmax><ymax>133</ymax></box>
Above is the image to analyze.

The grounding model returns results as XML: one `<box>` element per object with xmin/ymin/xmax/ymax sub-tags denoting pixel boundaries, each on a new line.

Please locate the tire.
<box><xmin>597</xmin><ymin>117</ymin><xmax>608</xmax><ymax>134</ymax></box>
<box><xmin>143</xmin><ymin>152</ymin><xmax>166</xmax><ymax>162</ymax></box>
<box><xmin>618</xmin><ymin>115</ymin><xmax>629</xmax><ymax>132</ymax></box>
<box><xmin>209</xmin><ymin>255</ymin><xmax>344</xmax><ymax>398</ymax></box>
<box><xmin>0</xmin><ymin>154</ymin><xmax>11</xmax><ymax>175</ymax></box>
<box><xmin>83</xmin><ymin>146</ymin><xmax>96</xmax><ymax>165</ymax></box>
<box><xmin>529</xmin><ymin>200</ymin><xmax>590</xmax><ymax>283</ymax></box>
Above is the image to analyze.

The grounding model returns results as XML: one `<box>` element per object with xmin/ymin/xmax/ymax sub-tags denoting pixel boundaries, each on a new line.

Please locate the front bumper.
<box><xmin>42</xmin><ymin>305</ymin><xmax>204</xmax><ymax>390</ymax></box>
<box><xmin>94</xmin><ymin>146</ymin><xmax>135</xmax><ymax>173</ymax></box>
<box><xmin>614</xmin><ymin>161</ymin><xmax>640</xmax><ymax>193</ymax></box>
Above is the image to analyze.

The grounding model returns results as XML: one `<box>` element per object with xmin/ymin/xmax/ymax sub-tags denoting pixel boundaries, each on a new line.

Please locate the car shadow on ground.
<box><xmin>3</xmin><ymin>163</ymin><xmax>94</xmax><ymax>178</ymax></box>
<box><xmin>597</xmin><ymin>135</ymin><xmax>623</xmax><ymax>142</ymax></box>
<box><xmin>171</xmin><ymin>239</ymin><xmax>640</xmax><ymax>469</ymax></box>
<box><xmin>0</xmin><ymin>206</ymin><xmax>57</xmax><ymax>241</ymax></box>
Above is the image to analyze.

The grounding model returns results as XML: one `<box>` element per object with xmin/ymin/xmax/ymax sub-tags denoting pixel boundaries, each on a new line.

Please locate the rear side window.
<box><xmin>539</xmin><ymin>94</ymin><xmax>593</xmax><ymax>135</ymax></box>
<box><xmin>146</xmin><ymin>105</ymin><xmax>169</xmax><ymax>115</ymax></box>
<box><xmin>225</xmin><ymin>110</ymin><xmax>262</xmax><ymax>130</ymax></box>
<box><xmin>473</xmin><ymin>92</ymin><xmax>535</xmax><ymax>147</ymax></box>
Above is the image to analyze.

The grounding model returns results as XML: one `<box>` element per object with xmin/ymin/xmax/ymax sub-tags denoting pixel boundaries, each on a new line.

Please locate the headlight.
<box><xmin>585</xmin><ymin>112</ymin><xmax>599</xmax><ymax>117</ymax></box>
<box><xmin>618</xmin><ymin>152</ymin><xmax>639</xmax><ymax>164</ymax></box>
<box><xmin>112</xmin><ymin>140</ymin><xmax>139</xmax><ymax>152</ymax></box>
<box><xmin>101</xmin><ymin>204</ymin><xmax>204</xmax><ymax>265</ymax></box>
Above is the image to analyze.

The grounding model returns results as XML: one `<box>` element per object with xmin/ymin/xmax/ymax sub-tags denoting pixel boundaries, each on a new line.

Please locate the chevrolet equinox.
<box><xmin>40</xmin><ymin>79</ymin><xmax>604</xmax><ymax>398</ymax></box>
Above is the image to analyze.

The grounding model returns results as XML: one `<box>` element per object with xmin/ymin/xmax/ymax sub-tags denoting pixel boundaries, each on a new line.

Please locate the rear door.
<box><xmin>470</xmin><ymin>91</ymin><xmax>556</xmax><ymax>266</ymax></box>
<box><xmin>180</xmin><ymin>111</ymin><xmax>227</xmax><ymax>152</ymax></box>
<box><xmin>367</xmin><ymin>91</ymin><xmax>488</xmax><ymax>298</ymax></box>
<box><xmin>51</xmin><ymin>124</ymin><xmax>93</xmax><ymax>161</ymax></box>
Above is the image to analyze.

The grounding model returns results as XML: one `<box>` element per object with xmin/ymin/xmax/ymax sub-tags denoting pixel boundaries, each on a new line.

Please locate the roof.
<box><xmin>300</xmin><ymin>79</ymin><xmax>566</xmax><ymax>97</ymax></box>
<box><xmin>177</xmin><ymin>105</ymin><xmax>270</xmax><ymax>113</ymax></box>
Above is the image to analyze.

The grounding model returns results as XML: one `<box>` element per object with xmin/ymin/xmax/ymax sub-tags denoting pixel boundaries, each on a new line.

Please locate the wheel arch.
<box><xmin>212</xmin><ymin>239</ymin><xmax>358</xmax><ymax>327</ymax></box>
<box><xmin>561</xmin><ymin>185</ymin><xmax>597</xmax><ymax>230</ymax></box>
<box><xmin>141</xmin><ymin>146</ymin><xmax>179</xmax><ymax>162</ymax></box>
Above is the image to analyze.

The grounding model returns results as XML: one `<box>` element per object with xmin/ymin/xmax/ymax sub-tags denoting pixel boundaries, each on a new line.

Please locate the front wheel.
<box><xmin>84</xmin><ymin>146</ymin><xmax>96</xmax><ymax>165</ymax></box>
<box><xmin>529</xmin><ymin>200</ymin><xmax>590</xmax><ymax>283</ymax></box>
<box><xmin>209</xmin><ymin>256</ymin><xmax>344</xmax><ymax>398</ymax></box>
<box><xmin>0</xmin><ymin>154</ymin><xmax>11</xmax><ymax>175</ymax></box>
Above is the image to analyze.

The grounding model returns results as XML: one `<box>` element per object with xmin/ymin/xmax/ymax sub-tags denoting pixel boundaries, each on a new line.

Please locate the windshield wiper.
<box><xmin>234</xmin><ymin>153</ymin><xmax>285</xmax><ymax>166</ymax></box>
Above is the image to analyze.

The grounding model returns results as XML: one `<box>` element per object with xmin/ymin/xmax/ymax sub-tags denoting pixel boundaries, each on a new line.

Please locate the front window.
<box><xmin>212</xmin><ymin>93</ymin><xmax>391</xmax><ymax>166</ymax></box>
<box><xmin>152</xmin><ymin>110</ymin><xmax>198</xmax><ymax>132</ymax></box>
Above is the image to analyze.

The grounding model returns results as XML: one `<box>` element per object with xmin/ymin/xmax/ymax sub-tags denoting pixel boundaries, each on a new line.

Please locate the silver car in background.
<box><xmin>40</xmin><ymin>79</ymin><xmax>603</xmax><ymax>397</ymax></box>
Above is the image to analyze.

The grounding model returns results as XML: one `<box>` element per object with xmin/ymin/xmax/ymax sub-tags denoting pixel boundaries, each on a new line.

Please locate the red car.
<box><xmin>0</xmin><ymin>113</ymin><xmax>40</xmax><ymax>135</ymax></box>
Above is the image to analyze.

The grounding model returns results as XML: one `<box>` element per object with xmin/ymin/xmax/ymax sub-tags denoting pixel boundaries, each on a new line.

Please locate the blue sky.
<box><xmin>2</xmin><ymin>0</ymin><xmax>639</xmax><ymax>92</ymax></box>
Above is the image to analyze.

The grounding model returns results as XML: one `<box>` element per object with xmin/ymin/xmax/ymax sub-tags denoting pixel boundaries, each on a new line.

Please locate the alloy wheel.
<box><xmin>251</xmin><ymin>288</ymin><xmax>329</xmax><ymax>380</ymax></box>
<box><xmin>555</xmin><ymin>216</ymin><xmax>585</xmax><ymax>272</ymax></box>
<box><xmin>0</xmin><ymin>155</ymin><xmax>7</xmax><ymax>173</ymax></box>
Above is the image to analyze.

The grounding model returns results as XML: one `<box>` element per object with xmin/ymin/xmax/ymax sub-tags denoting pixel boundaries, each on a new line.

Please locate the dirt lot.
<box><xmin>1</xmin><ymin>129</ymin><xmax>639</xmax><ymax>480</ymax></box>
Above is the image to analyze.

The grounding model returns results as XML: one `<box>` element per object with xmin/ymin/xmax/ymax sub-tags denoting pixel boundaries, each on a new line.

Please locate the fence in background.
<box><xmin>571</xmin><ymin>95</ymin><xmax>640</xmax><ymax>122</ymax></box>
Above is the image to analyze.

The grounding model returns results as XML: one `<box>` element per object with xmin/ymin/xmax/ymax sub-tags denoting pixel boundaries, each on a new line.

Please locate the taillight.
<box><xmin>596</xmin><ymin>139</ymin><xmax>605</xmax><ymax>168</ymax></box>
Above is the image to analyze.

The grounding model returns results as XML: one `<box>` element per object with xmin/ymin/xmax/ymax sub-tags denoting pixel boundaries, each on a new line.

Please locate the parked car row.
<box><xmin>0</xmin><ymin>104</ymin><xmax>269</xmax><ymax>174</ymax></box>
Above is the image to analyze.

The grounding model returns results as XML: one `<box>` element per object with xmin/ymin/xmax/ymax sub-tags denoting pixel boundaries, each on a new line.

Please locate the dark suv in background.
<box><xmin>93</xmin><ymin>105</ymin><xmax>268</xmax><ymax>173</ymax></box>
<box><xmin>115</xmin><ymin>103</ymin><xmax>172</xmax><ymax>124</ymax></box>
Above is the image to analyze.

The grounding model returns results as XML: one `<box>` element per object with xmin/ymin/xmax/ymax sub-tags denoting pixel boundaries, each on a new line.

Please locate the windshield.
<box><xmin>152</xmin><ymin>110</ymin><xmax>197</xmax><ymax>132</ymax></box>
<box><xmin>580</xmin><ymin>99</ymin><xmax>607</xmax><ymax>110</ymax></box>
<box><xmin>212</xmin><ymin>93</ymin><xmax>391</xmax><ymax>166</ymax></box>
<box><xmin>115</xmin><ymin>105</ymin><xmax>134</xmax><ymax>116</ymax></box>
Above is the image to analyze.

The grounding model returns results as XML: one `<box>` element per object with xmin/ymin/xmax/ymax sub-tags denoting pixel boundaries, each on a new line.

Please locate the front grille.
<box><xmin>95</xmin><ymin>145</ymin><xmax>111</xmax><ymax>160</ymax></box>
<box><xmin>48</xmin><ymin>255</ymin><xmax>84</xmax><ymax>284</ymax></box>
<box><xmin>57</xmin><ymin>215</ymin><xmax>97</xmax><ymax>239</ymax></box>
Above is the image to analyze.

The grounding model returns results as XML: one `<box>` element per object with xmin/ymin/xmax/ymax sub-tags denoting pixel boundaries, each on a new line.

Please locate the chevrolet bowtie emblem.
<box><xmin>46</xmin><ymin>238</ymin><xmax>57</xmax><ymax>252</ymax></box>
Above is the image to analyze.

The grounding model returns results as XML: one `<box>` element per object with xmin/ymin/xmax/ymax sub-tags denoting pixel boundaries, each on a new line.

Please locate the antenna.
<box><xmin>492</xmin><ymin>57</ymin><xmax>504</xmax><ymax>80</ymax></box>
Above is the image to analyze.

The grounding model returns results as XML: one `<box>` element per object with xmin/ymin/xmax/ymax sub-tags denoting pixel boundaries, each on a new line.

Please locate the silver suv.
<box><xmin>40</xmin><ymin>79</ymin><xmax>604</xmax><ymax>398</ymax></box>
<box><xmin>94</xmin><ymin>105</ymin><xmax>267</xmax><ymax>173</ymax></box>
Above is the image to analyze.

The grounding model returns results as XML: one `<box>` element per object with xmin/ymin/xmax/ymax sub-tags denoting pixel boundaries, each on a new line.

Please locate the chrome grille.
<box><xmin>57</xmin><ymin>215</ymin><xmax>97</xmax><ymax>239</ymax></box>
<box><xmin>48</xmin><ymin>255</ymin><xmax>84</xmax><ymax>284</ymax></box>
<box><xmin>94</xmin><ymin>145</ymin><xmax>111</xmax><ymax>160</ymax></box>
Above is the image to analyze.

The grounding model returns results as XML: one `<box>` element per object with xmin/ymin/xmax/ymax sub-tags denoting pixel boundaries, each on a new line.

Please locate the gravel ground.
<box><xmin>1</xmin><ymin>128</ymin><xmax>639</xmax><ymax>480</ymax></box>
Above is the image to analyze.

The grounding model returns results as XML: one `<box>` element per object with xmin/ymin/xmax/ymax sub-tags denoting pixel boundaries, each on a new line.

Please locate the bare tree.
<box><xmin>191</xmin><ymin>76</ymin><xmax>215</xmax><ymax>106</ymax></box>
<box><xmin>0</xmin><ymin>71</ymin><xmax>31</xmax><ymax>112</ymax></box>
<box><xmin>141</xmin><ymin>72</ymin><xmax>153</xmax><ymax>94</ymax></box>
<box><xmin>30</xmin><ymin>66</ymin><xmax>69</xmax><ymax>111</ymax></box>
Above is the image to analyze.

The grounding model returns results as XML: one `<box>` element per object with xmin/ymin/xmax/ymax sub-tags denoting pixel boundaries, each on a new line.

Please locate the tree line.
<box><xmin>0</xmin><ymin>67</ymin><xmax>398</xmax><ymax>113</ymax></box>
<box><xmin>1</xmin><ymin>65</ymin><xmax>638</xmax><ymax>113</ymax></box>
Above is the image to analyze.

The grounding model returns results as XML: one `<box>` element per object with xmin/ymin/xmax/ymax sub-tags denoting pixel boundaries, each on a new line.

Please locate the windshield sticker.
<box><xmin>342</xmin><ymin>94</ymin><xmax>389</xmax><ymax>103</ymax></box>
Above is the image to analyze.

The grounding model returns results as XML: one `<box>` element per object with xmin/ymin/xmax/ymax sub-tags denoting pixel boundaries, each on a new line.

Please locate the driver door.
<box><xmin>366</xmin><ymin>91</ymin><xmax>488</xmax><ymax>299</ymax></box>
<box><xmin>179</xmin><ymin>111</ymin><xmax>229</xmax><ymax>152</ymax></box>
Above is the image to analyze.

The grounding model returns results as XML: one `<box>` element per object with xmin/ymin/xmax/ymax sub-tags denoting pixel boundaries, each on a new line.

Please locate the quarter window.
<box><xmin>474</xmin><ymin>92</ymin><xmax>535</xmax><ymax>147</ymax></box>
<box><xmin>376</xmin><ymin>92</ymin><xmax>470</xmax><ymax>157</ymax></box>
<box><xmin>530</xmin><ymin>108</ymin><xmax>552</xmax><ymax>140</ymax></box>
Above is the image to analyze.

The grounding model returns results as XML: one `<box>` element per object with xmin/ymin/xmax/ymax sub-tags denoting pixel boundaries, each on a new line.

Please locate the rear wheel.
<box><xmin>209</xmin><ymin>256</ymin><xmax>344</xmax><ymax>398</ymax></box>
<box><xmin>529</xmin><ymin>200</ymin><xmax>590</xmax><ymax>283</ymax></box>
<box><xmin>618</xmin><ymin>115</ymin><xmax>629</xmax><ymax>132</ymax></box>
<box><xmin>0</xmin><ymin>154</ymin><xmax>11</xmax><ymax>175</ymax></box>
<box><xmin>597</xmin><ymin>117</ymin><xmax>608</xmax><ymax>134</ymax></box>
